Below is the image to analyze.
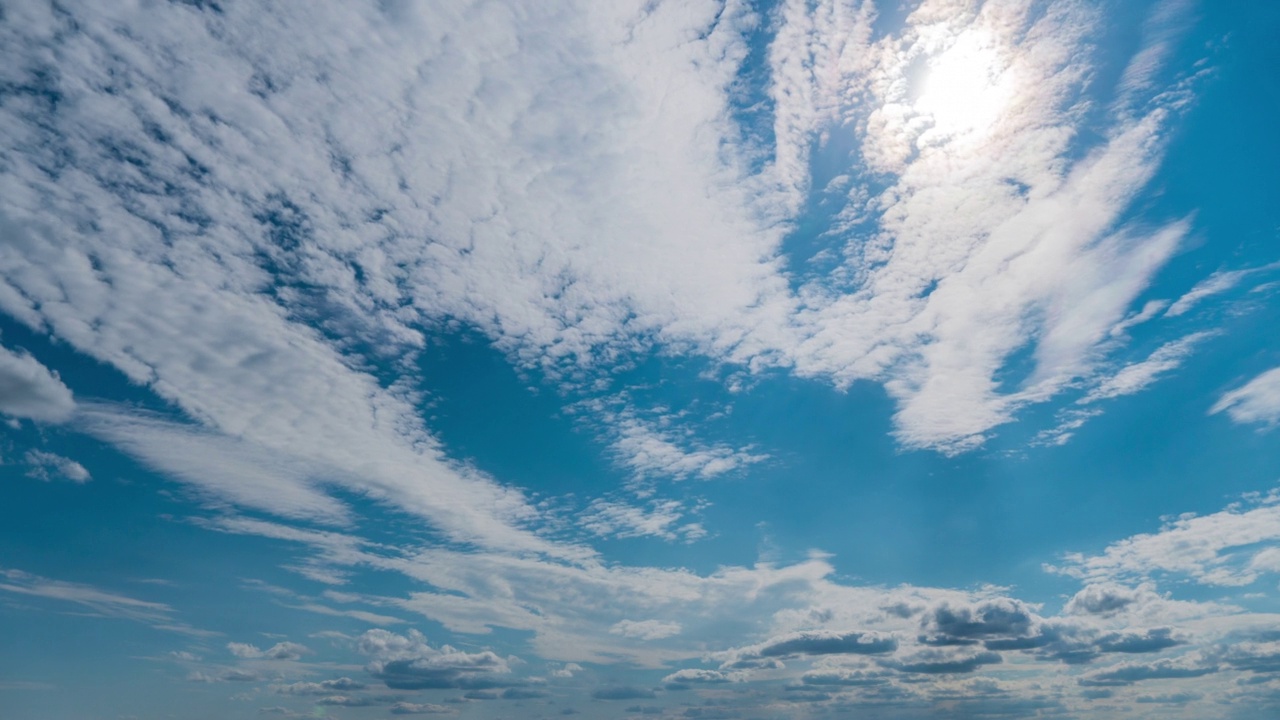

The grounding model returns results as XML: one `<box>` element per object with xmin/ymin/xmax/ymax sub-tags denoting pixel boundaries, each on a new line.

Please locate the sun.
<box><xmin>913</xmin><ymin>31</ymin><xmax>1013</xmax><ymax>140</ymax></box>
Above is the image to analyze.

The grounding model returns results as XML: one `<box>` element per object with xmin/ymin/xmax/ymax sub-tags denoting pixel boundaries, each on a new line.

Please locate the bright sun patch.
<box><xmin>914</xmin><ymin>31</ymin><xmax>1014</xmax><ymax>140</ymax></box>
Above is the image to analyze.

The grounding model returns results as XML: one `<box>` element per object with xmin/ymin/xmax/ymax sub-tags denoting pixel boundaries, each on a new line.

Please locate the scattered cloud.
<box><xmin>581</xmin><ymin>499</ymin><xmax>706</xmax><ymax>543</ymax></box>
<box><xmin>227</xmin><ymin>641</ymin><xmax>310</xmax><ymax>661</ymax></box>
<box><xmin>272</xmin><ymin>678</ymin><xmax>365</xmax><ymax>696</ymax></box>
<box><xmin>359</xmin><ymin>629</ymin><xmax>518</xmax><ymax>690</ymax></box>
<box><xmin>0</xmin><ymin>344</ymin><xmax>75</xmax><ymax>423</ymax></box>
<box><xmin>22</xmin><ymin>450</ymin><xmax>91</xmax><ymax>483</ymax></box>
<box><xmin>0</xmin><ymin>568</ymin><xmax>198</xmax><ymax>633</ymax></box>
<box><xmin>1212</xmin><ymin>367</ymin><xmax>1280</xmax><ymax>427</ymax></box>
<box><xmin>1048</xmin><ymin>490</ymin><xmax>1280</xmax><ymax>586</ymax></box>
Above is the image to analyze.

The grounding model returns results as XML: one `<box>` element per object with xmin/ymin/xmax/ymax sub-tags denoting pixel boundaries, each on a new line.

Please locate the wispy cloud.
<box><xmin>1212</xmin><ymin>367</ymin><xmax>1280</xmax><ymax>427</ymax></box>
<box><xmin>22</xmin><ymin>449</ymin><xmax>91</xmax><ymax>483</ymax></box>
<box><xmin>1047</xmin><ymin>490</ymin><xmax>1280</xmax><ymax>586</ymax></box>
<box><xmin>0</xmin><ymin>568</ymin><xmax>207</xmax><ymax>635</ymax></box>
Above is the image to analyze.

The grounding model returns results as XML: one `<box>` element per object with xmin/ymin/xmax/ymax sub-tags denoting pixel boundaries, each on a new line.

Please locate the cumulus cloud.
<box><xmin>272</xmin><ymin>678</ymin><xmax>364</xmax><ymax>695</ymax></box>
<box><xmin>358</xmin><ymin>629</ymin><xmax>517</xmax><ymax>690</ymax></box>
<box><xmin>919</xmin><ymin>598</ymin><xmax>1038</xmax><ymax>644</ymax></box>
<box><xmin>1066</xmin><ymin>584</ymin><xmax>1148</xmax><ymax>616</ymax></box>
<box><xmin>1212</xmin><ymin>367</ymin><xmax>1280</xmax><ymax>427</ymax></box>
<box><xmin>719</xmin><ymin>630</ymin><xmax>897</xmax><ymax>669</ymax></box>
<box><xmin>661</xmin><ymin>669</ymin><xmax>733</xmax><ymax>686</ymax></box>
<box><xmin>0</xmin><ymin>344</ymin><xmax>75</xmax><ymax>423</ymax></box>
<box><xmin>227</xmin><ymin>641</ymin><xmax>310</xmax><ymax>661</ymax></box>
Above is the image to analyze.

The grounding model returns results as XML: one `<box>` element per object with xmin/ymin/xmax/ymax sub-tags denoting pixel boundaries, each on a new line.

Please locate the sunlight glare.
<box><xmin>914</xmin><ymin>32</ymin><xmax>1012</xmax><ymax>139</ymax></box>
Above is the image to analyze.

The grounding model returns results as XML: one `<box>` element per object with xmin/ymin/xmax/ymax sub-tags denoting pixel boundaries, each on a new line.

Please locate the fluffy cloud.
<box><xmin>273</xmin><ymin>678</ymin><xmax>365</xmax><ymax>695</ymax></box>
<box><xmin>226</xmin><ymin>641</ymin><xmax>310</xmax><ymax>661</ymax></box>
<box><xmin>662</xmin><ymin>669</ymin><xmax>734</xmax><ymax>686</ymax></box>
<box><xmin>719</xmin><ymin>629</ymin><xmax>898</xmax><ymax>669</ymax></box>
<box><xmin>0</xmin><ymin>344</ymin><xmax>75</xmax><ymax>423</ymax></box>
<box><xmin>358</xmin><ymin>629</ymin><xmax>518</xmax><ymax>690</ymax></box>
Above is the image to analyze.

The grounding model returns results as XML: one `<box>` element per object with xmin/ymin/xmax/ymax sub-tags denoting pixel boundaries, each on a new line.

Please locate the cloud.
<box><xmin>582</xmin><ymin>500</ymin><xmax>706</xmax><ymax>543</ymax></box>
<box><xmin>390</xmin><ymin>702</ymin><xmax>453</xmax><ymax>715</ymax></box>
<box><xmin>610</xmin><ymin>619</ymin><xmax>683</xmax><ymax>641</ymax></box>
<box><xmin>22</xmin><ymin>450</ymin><xmax>91</xmax><ymax>483</ymax></box>
<box><xmin>218</xmin><ymin>669</ymin><xmax>260</xmax><ymax>683</ymax></box>
<box><xmin>1081</xmin><ymin>332</ymin><xmax>1213</xmax><ymax>404</ymax></box>
<box><xmin>358</xmin><ymin>629</ymin><xmax>517</xmax><ymax>690</ymax></box>
<box><xmin>1065</xmin><ymin>584</ymin><xmax>1147</xmax><ymax>616</ymax></box>
<box><xmin>0</xmin><ymin>567</ymin><xmax>201</xmax><ymax>633</ymax></box>
<box><xmin>272</xmin><ymin>678</ymin><xmax>365</xmax><ymax>695</ymax></box>
<box><xmin>0</xmin><ymin>344</ymin><xmax>75</xmax><ymax>423</ymax></box>
<box><xmin>720</xmin><ymin>630</ymin><xmax>897</xmax><ymax>669</ymax></box>
<box><xmin>799</xmin><ymin>667</ymin><xmax>890</xmax><ymax>687</ymax></box>
<box><xmin>227</xmin><ymin>642</ymin><xmax>310</xmax><ymax>661</ymax></box>
<box><xmin>774</xmin><ymin>0</ymin><xmax>1202</xmax><ymax>451</ymax></box>
<box><xmin>1078</xmin><ymin>656</ymin><xmax>1216</xmax><ymax>686</ymax></box>
<box><xmin>883</xmin><ymin>648</ymin><xmax>1003</xmax><ymax>675</ymax></box>
<box><xmin>501</xmin><ymin>687</ymin><xmax>550</xmax><ymax>699</ymax></box>
<box><xmin>315</xmin><ymin>694</ymin><xmax>378</xmax><ymax>707</ymax></box>
<box><xmin>603</xmin><ymin>412</ymin><xmax>769</xmax><ymax>481</ymax></box>
<box><xmin>1166</xmin><ymin>261</ymin><xmax>1280</xmax><ymax>317</ymax></box>
<box><xmin>661</xmin><ymin>669</ymin><xmax>733</xmax><ymax>685</ymax></box>
<box><xmin>590</xmin><ymin>686</ymin><xmax>656</xmax><ymax>700</ymax></box>
<box><xmin>1212</xmin><ymin>367</ymin><xmax>1280</xmax><ymax>427</ymax></box>
<box><xmin>919</xmin><ymin>598</ymin><xmax>1038</xmax><ymax>644</ymax></box>
<box><xmin>1048</xmin><ymin>490</ymin><xmax>1280</xmax><ymax>586</ymax></box>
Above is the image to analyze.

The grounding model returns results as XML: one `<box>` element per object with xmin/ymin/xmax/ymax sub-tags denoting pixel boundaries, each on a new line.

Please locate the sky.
<box><xmin>1</xmin><ymin>0</ymin><xmax>1279</xmax><ymax>718</ymax></box>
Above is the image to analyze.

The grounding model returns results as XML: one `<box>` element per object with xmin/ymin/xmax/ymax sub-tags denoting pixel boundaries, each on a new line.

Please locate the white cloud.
<box><xmin>608</xmin><ymin>415</ymin><xmax>770</xmax><ymax>481</ymax></box>
<box><xmin>23</xmin><ymin>449</ymin><xmax>91</xmax><ymax>483</ymax></box>
<box><xmin>1082</xmin><ymin>332</ymin><xmax>1213</xmax><ymax>404</ymax></box>
<box><xmin>580</xmin><ymin>498</ymin><xmax>706</xmax><ymax>543</ymax></box>
<box><xmin>357</xmin><ymin>629</ymin><xmax>516</xmax><ymax>690</ymax></box>
<box><xmin>0</xmin><ymin>567</ymin><xmax>207</xmax><ymax>635</ymax></box>
<box><xmin>610</xmin><ymin>619</ymin><xmax>682</xmax><ymax>641</ymax></box>
<box><xmin>1048</xmin><ymin>490</ymin><xmax>1280</xmax><ymax>586</ymax></box>
<box><xmin>768</xmin><ymin>0</ymin><xmax>1201</xmax><ymax>451</ymax></box>
<box><xmin>0</xmin><ymin>344</ymin><xmax>75</xmax><ymax>423</ymax></box>
<box><xmin>227</xmin><ymin>641</ymin><xmax>310</xmax><ymax>661</ymax></box>
<box><xmin>1211</xmin><ymin>367</ymin><xmax>1280</xmax><ymax>427</ymax></box>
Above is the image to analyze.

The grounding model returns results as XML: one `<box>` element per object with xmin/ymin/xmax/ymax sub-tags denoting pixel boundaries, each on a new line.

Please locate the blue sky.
<box><xmin>2</xmin><ymin>0</ymin><xmax>1280</xmax><ymax>718</ymax></box>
